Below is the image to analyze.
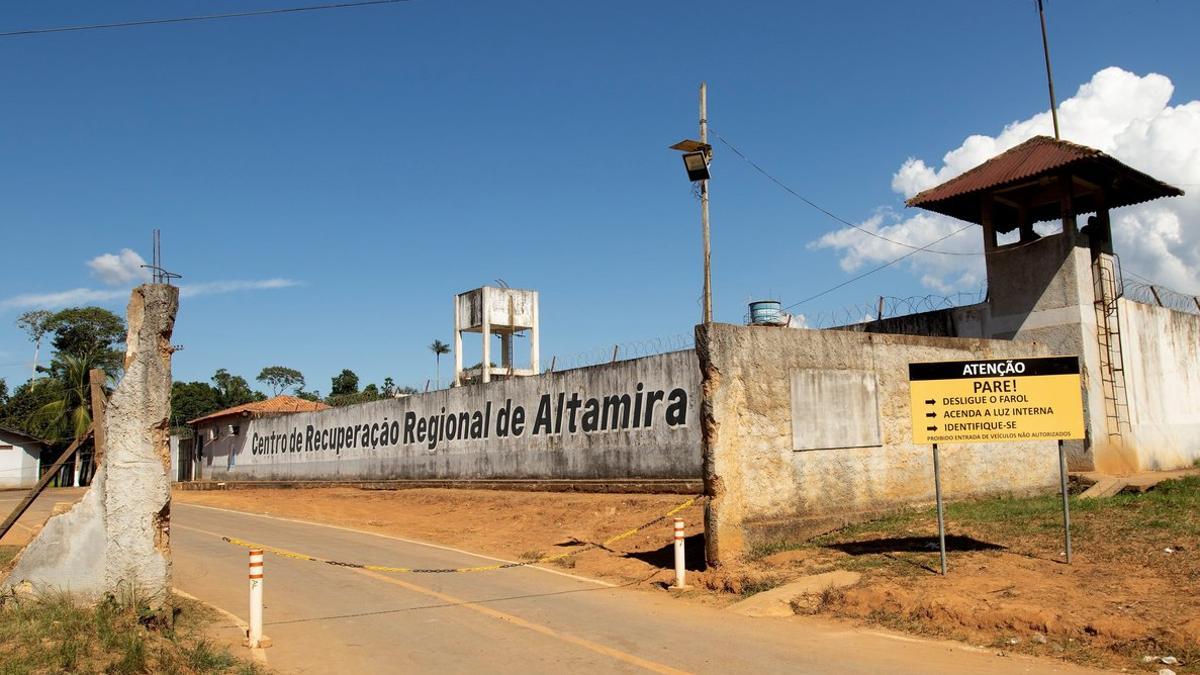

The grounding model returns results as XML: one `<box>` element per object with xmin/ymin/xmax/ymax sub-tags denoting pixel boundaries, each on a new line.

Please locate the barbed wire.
<box><xmin>546</xmin><ymin>334</ymin><xmax>696</xmax><ymax>372</ymax></box>
<box><xmin>1123</xmin><ymin>278</ymin><xmax>1200</xmax><ymax>315</ymax></box>
<box><xmin>798</xmin><ymin>290</ymin><xmax>988</xmax><ymax>329</ymax></box>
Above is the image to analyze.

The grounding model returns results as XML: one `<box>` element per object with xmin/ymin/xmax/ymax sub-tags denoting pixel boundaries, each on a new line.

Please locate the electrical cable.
<box><xmin>781</xmin><ymin>223</ymin><xmax>976</xmax><ymax>311</ymax></box>
<box><xmin>0</xmin><ymin>0</ymin><xmax>412</xmax><ymax>38</ymax></box>
<box><xmin>710</xmin><ymin>130</ymin><xmax>979</xmax><ymax>256</ymax></box>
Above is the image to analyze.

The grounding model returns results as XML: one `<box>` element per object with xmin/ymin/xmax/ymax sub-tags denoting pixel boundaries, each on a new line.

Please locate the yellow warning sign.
<box><xmin>909</xmin><ymin>356</ymin><xmax>1085</xmax><ymax>445</ymax></box>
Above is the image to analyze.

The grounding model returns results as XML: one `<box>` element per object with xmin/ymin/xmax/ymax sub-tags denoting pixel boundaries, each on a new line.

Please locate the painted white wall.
<box><xmin>1120</xmin><ymin>299</ymin><xmax>1200</xmax><ymax>470</ymax></box>
<box><xmin>0</xmin><ymin>432</ymin><xmax>43</xmax><ymax>488</ymax></box>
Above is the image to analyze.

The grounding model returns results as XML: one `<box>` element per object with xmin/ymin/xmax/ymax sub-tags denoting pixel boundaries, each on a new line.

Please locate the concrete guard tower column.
<box><xmin>453</xmin><ymin>286</ymin><xmax>540</xmax><ymax>386</ymax></box>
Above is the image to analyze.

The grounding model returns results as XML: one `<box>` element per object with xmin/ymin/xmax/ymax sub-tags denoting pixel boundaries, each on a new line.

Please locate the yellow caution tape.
<box><xmin>221</xmin><ymin>495</ymin><xmax>699</xmax><ymax>574</ymax></box>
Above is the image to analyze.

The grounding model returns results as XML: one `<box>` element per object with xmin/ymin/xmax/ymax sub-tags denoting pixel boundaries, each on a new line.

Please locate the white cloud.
<box><xmin>1</xmin><ymin>279</ymin><xmax>303</xmax><ymax>311</ymax></box>
<box><xmin>87</xmin><ymin>249</ymin><xmax>150</xmax><ymax>286</ymax></box>
<box><xmin>818</xmin><ymin>67</ymin><xmax>1200</xmax><ymax>294</ymax></box>
<box><xmin>0</xmin><ymin>287</ymin><xmax>129</xmax><ymax>311</ymax></box>
<box><xmin>178</xmin><ymin>279</ymin><xmax>302</xmax><ymax>298</ymax></box>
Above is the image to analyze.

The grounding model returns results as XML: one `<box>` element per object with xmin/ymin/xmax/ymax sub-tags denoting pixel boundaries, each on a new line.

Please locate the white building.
<box><xmin>0</xmin><ymin>426</ymin><xmax>47</xmax><ymax>488</ymax></box>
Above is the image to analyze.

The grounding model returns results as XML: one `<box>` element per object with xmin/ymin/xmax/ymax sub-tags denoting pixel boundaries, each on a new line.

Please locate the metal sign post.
<box><xmin>908</xmin><ymin>356</ymin><xmax>1086</xmax><ymax>574</ymax></box>
<box><xmin>931</xmin><ymin>442</ymin><xmax>948</xmax><ymax>575</ymax></box>
<box><xmin>1058</xmin><ymin>439</ymin><xmax>1072</xmax><ymax>564</ymax></box>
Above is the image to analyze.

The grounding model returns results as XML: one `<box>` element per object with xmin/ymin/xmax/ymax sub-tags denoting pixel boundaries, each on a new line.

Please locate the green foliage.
<box><xmin>170</xmin><ymin>381</ymin><xmax>224</xmax><ymax>428</ymax></box>
<box><xmin>429</xmin><ymin>339</ymin><xmax>450</xmax><ymax>357</ymax></box>
<box><xmin>0</xmin><ymin>379</ymin><xmax>58</xmax><ymax>435</ymax></box>
<box><xmin>211</xmin><ymin>369</ymin><xmax>265</xmax><ymax>409</ymax></box>
<box><xmin>15</xmin><ymin>309</ymin><xmax>54</xmax><ymax>346</ymax></box>
<box><xmin>29</xmin><ymin>352</ymin><xmax>113</xmax><ymax>442</ymax></box>
<box><xmin>0</xmin><ymin>378</ymin><xmax>7</xmax><ymax>407</ymax></box>
<box><xmin>295</xmin><ymin>388</ymin><xmax>322</xmax><ymax>402</ymax></box>
<box><xmin>256</xmin><ymin>365</ymin><xmax>305</xmax><ymax>396</ymax></box>
<box><xmin>43</xmin><ymin>307</ymin><xmax>126</xmax><ymax>372</ymax></box>
<box><xmin>330</xmin><ymin>369</ymin><xmax>359</xmax><ymax>396</ymax></box>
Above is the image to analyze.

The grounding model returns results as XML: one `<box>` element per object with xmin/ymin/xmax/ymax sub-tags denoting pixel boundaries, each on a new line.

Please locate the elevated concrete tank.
<box><xmin>453</xmin><ymin>286</ymin><xmax>540</xmax><ymax>386</ymax></box>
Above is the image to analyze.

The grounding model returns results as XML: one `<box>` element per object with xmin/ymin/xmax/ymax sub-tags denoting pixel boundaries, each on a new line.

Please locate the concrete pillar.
<box><xmin>481</xmin><ymin>286</ymin><xmax>491</xmax><ymax>384</ymax></box>
<box><xmin>530</xmin><ymin>294</ymin><xmax>540</xmax><ymax>374</ymax></box>
<box><xmin>2</xmin><ymin>285</ymin><xmax>179</xmax><ymax>608</ymax></box>
<box><xmin>453</xmin><ymin>294</ymin><xmax>463</xmax><ymax>387</ymax></box>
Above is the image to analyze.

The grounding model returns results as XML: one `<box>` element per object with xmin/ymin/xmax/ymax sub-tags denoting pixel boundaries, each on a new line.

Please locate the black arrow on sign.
<box><xmin>926</xmin><ymin>426</ymin><xmax>938</xmax><ymax>431</ymax></box>
<box><xmin>924</xmin><ymin>399</ymin><xmax>935</xmax><ymax>405</ymax></box>
<box><xmin>925</xmin><ymin>412</ymin><xmax>937</xmax><ymax>418</ymax></box>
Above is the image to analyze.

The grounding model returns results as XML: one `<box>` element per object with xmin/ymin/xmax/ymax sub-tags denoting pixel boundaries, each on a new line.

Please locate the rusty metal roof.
<box><xmin>189</xmin><ymin>395</ymin><xmax>330</xmax><ymax>426</ymax></box>
<box><xmin>906</xmin><ymin>136</ymin><xmax>1183</xmax><ymax>229</ymax></box>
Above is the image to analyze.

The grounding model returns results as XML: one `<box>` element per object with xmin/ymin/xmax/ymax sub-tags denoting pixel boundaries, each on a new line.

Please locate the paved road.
<box><xmin>4</xmin><ymin>490</ymin><xmax>1102</xmax><ymax>674</ymax></box>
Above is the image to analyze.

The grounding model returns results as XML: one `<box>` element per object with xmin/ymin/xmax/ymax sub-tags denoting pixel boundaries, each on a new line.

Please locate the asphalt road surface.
<box><xmin>3</xmin><ymin>489</ymin><xmax>1103</xmax><ymax>674</ymax></box>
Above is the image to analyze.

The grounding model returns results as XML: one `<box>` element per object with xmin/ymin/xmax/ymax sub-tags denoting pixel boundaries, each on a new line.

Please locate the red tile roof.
<box><xmin>906</xmin><ymin>136</ymin><xmax>1183</xmax><ymax>228</ymax></box>
<box><xmin>188</xmin><ymin>395</ymin><xmax>330</xmax><ymax>426</ymax></box>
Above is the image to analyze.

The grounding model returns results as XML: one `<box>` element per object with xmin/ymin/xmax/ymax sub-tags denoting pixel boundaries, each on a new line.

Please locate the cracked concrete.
<box><xmin>2</xmin><ymin>285</ymin><xmax>179</xmax><ymax>607</ymax></box>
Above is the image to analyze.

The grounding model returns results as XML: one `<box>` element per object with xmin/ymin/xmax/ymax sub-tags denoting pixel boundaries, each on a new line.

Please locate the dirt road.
<box><xmin>169</xmin><ymin>502</ymin><xmax>1104</xmax><ymax>674</ymax></box>
<box><xmin>3</xmin><ymin>490</ymin><xmax>1106</xmax><ymax>673</ymax></box>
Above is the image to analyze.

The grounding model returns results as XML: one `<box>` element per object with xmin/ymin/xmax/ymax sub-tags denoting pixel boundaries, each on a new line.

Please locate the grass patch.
<box><xmin>0</xmin><ymin>592</ymin><xmax>263</xmax><ymax>674</ymax></box>
<box><xmin>0</xmin><ymin>545</ymin><xmax>18</xmax><ymax>567</ymax></box>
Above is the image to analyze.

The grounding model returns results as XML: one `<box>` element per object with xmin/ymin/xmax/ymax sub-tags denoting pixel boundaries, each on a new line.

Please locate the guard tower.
<box><xmin>907</xmin><ymin>135</ymin><xmax>1183</xmax><ymax>468</ymax></box>
<box><xmin>453</xmin><ymin>286</ymin><xmax>540</xmax><ymax>386</ymax></box>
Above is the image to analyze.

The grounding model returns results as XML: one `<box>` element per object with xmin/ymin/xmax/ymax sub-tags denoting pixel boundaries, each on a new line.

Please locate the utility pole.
<box><xmin>1037</xmin><ymin>0</ymin><xmax>1060</xmax><ymax>139</ymax></box>
<box><xmin>699</xmin><ymin>82</ymin><xmax>712</xmax><ymax>324</ymax></box>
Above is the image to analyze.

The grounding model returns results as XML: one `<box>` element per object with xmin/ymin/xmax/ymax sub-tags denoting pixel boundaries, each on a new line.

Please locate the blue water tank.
<box><xmin>749</xmin><ymin>300</ymin><xmax>784</xmax><ymax>326</ymax></box>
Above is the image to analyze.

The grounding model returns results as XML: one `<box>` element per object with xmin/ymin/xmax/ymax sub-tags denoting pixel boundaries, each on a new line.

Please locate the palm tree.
<box><xmin>429</xmin><ymin>339</ymin><xmax>450</xmax><ymax>389</ymax></box>
<box><xmin>29</xmin><ymin>352</ymin><xmax>110</xmax><ymax>442</ymax></box>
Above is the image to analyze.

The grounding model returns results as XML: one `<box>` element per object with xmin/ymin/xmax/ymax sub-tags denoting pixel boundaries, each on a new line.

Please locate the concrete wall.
<box><xmin>697</xmin><ymin>323</ymin><xmax>1060</xmax><ymax>564</ymax></box>
<box><xmin>0</xmin><ymin>433</ymin><xmax>41</xmax><ymax>488</ymax></box>
<box><xmin>201</xmin><ymin>350</ymin><xmax>701</xmax><ymax>482</ymax></box>
<box><xmin>4</xmin><ymin>285</ymin><xmax>178</xmax><ymax>607</ymax></box>
<box><xmin>1120</xmin><ymin>299</ymin><xmax>1200</xmax><ymax>470</ymax></box>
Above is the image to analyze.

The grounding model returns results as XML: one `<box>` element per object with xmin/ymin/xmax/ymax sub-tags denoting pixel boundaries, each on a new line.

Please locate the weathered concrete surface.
<box><xmin>2</xmin><ymin>285</ymin><xmax>178</xmax><ymax>606</ymax></box>
<box><xmin>1119</xmin><ymin>299</ymin><xmax>1200</xmax><ymax>471</ymax></box>
<box><xmin>728</xmin><ymin>571</ymin><xmax>861</xmax><ymax>618</ymax></box>
<box><xmin>698</xmin><ymin>323</ymin><xmax>1059</xmax><ymax>565</ymax></box>
<box><xmin>200</xmin><ymin>350</ymin><xmax>700</xmax><ymax>482</ymax></box>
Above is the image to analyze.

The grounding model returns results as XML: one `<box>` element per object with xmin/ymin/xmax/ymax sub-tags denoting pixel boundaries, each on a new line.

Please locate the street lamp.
<box><xmin>671</xmin><ymin>139</ymin><xmax>712</xmax><ymax>182</ymax></box>
<box><xmin>669</xmin><ymin>83</ymin><xmax>713</xmax><ymax>324</ymax></box>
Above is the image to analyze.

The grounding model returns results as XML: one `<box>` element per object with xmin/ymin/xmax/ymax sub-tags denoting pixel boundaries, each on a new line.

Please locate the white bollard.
<box><xmin>248</xmin><ymin>549</ymin><xmax>264</xmax><ymax>648</ymax></box>
<box><xmin>670</xmin><ymin>518</ymin><xmax>689</xmax><ymax>589</ymax></box>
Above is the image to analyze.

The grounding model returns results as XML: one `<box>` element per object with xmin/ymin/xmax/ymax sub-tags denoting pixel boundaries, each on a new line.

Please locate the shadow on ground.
<box><xmin>826</xmin><ymin>535</ymin><xmax>1004</xmax><ymax>555</ymax></box>
<box><xmin>624</xmin><ymin>534</ymin><xmax>707</xmax><ymax>572</ymax></box>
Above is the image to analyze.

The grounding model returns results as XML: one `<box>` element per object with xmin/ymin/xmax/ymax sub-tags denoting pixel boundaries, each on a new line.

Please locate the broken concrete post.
<box><xmin>2</xmin><ymin>285</ymin><xmax>179</xmax><ymax>608</ymax></box>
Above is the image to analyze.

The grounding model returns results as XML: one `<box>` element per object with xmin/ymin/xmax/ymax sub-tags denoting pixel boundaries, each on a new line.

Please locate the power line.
<box><xmin>782</xmin><ymin>223</ymin><xmax>976</xmax><ymax>311</ymax></box>
<box><xmin>0</xmin><ymin>0</ymin><xmax>413</xmax><ymax>38</ymax></box>
<box><xmin>710</xmin><ymin>130</ymin><xmax>979</xmax><ymax>256</ymax></box>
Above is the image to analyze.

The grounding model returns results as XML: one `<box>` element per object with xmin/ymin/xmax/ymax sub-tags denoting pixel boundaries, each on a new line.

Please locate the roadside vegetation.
<box><xmin>736</xmin><ymin>476</ymin><xmax>1200</xmax><ymax>673</ymax></box>
<box><xmin>0</xmin><ymin>591</ymin><xmax>264</xmax><ymax>674</ymax></box>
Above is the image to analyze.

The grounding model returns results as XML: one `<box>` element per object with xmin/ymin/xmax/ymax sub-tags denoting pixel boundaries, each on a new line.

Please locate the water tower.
<box><xmin>453</xmin><ymin>286</ymin><xmax>540</xmax><ymax>386</ymax></box>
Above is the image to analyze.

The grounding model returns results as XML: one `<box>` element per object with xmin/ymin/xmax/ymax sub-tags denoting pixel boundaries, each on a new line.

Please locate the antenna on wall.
<box><xmin>1037</xmin><ymin>0</ymin><xmax>1061</xmax><ymax>139</ymax></box>
<box><xmin>141</xmin><ymin>229</ymin><xmax>183</xmax><ymax>285</ymax></box>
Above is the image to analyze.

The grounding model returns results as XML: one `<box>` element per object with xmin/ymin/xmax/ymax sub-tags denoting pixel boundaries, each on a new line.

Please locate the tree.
<box><xmin>295</xmin><ymin>389</ymin><xmax>322</xmax><ymax>402</ymax></box>
<box><xmin>382</xmin><ymin>377</ymin><xmax>396</xmax><ymax>397</ymax></box>
<box><xmin>256</xmin><ymin>366</ymin><xmax>305</xmax><ymax>396</ymax></box>
<box><xmin>429</xmin><ymin>339</ymin><xmax>450</xmax><ymax>389</ymax></box>
<box><xmin>16</xmin><ymin>310</ymin><xmax>54</xmax><ymax>380</ymax></box>
<box><xmin>170</xmin><ymin>381</ymin><xmax>223</xmax><ymax>430</ymax></box>
<box><xmin>0</xmin><ymin>380</ymin><xmax>56</xmax><ymax>435</ymax></box>
<box><xmin>44</xmin><ymin>308</ymin><xmax>126</xmax><ymax>371</ymax></box>
<box><xmin>0</xmin><ymin>378</ymin><xmax>7</xmax><ymax>408</ymax></box>
<box><xmin>330</xmin><ymin>369</ymin><xmax>359</xmax><ymax>397</ymax></box>
<box><xmin>211</xmin><ymin>369</ymin><xmax>265</xmax><ymax>409</ymax></box>
<box><xmin>29</xmin><ymin>352</ymin><xmax>111</xmax><ymax>442</ymax></box>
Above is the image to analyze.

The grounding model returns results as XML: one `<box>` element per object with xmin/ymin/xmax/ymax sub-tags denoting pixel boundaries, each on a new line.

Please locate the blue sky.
<box><xmin>2</xmin><ymin>1</ymin><xmax>1198</xmax><ymax>394</ymax></box>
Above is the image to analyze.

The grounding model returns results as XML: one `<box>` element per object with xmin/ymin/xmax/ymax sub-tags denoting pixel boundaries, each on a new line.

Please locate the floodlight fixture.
<box><xmin>682</xmin><ymin>151</ymin><xmax>710</xmax><ymax>181</ymax></box>
<box><xmin>670</xmin><ymin>138</ymin><xmax>712</xmax><ymax>182</ymax></box>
